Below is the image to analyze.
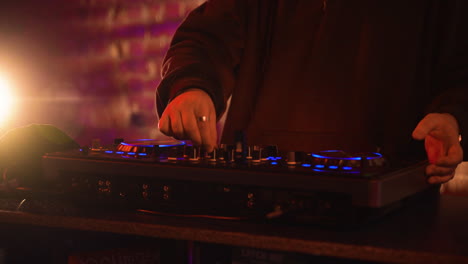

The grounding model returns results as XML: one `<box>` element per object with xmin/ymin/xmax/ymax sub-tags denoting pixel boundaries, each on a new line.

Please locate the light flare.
<box><xmin>0</xmin><ymin>75</ymin><xmax>15</xmax><ymax>125</ymax></box>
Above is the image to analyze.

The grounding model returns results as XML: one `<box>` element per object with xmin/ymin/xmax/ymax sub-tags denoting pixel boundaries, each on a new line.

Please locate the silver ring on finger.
<box><xmin>198</xmin><ymin>116</ymin><xmax>209</xmax><ymax>122</ymax></box>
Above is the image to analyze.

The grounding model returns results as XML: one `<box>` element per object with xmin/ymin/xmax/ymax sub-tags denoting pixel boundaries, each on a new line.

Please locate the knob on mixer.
<box><xmin>108</xmin><ymin>138</ymin><xmax>387</xmax><ymax>175</ymax></box>
<box><xmin>206</xmin><ymin>148</ymin><xmax>218</xmax><ymax>163</ymax></box>
<box><xmin>262</xmin><ymin>145</ymin><xmax>279</xmax><ymax>161</ymax></box>
<box><xmin>286</xmin><ymin>151</ymin><xmax>304</xmax><ymax>165</ymax></box>
<box><xmin>186</xmin><ymin>145</ymin><xmax>200</xmax><ymax>162</ymax></box>
<box><xmin>113</xmin><ymin>139</ymin><xmax>186</xmax><ymax>161</ymax></box>
<box><xmin>357</xmin><ymin>152</ymin><xmax>387</xmax><ymax>173</ymax></box>
<box><xmin>216</xmin><ymin>144</ymin><xmax>228</xmax><ymax>163</ymax></box>
<box><xmin>249</xmin><ymin>145</ymin><xmax>262</xmax><ymax>163</ymax></box>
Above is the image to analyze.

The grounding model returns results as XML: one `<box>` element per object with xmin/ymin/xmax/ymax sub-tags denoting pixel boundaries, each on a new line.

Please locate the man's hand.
<box><xmin>158</xmin><ymin>89</ymin><xmax>217</xmax><ymax>152</ymax></box>
<box><xmin>412</xmin><ymin>113</ymin><xmax>463</xmax><ymax>184</ymax></box>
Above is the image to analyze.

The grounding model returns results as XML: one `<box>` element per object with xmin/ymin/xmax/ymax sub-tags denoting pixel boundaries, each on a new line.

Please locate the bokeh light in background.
<box><xmin>0</xmin><ymin>75</ymin><xmax>14</xmax><ymax>127</ymax></box>
<box><xmin>0</xmin><ymin>0</ymin><xmax>203</xmax><ymax>146</ymax></box>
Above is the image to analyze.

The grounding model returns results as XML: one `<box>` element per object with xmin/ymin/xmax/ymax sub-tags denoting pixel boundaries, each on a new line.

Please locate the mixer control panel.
<box><xmin>41</xmin><ymin>138</ymin><xmax>431</xmax><ymax>224</ymax></box>
<box><xmin>77</xmin><ymin>139</ymin><xmax>389</xmax><ymax>177</ymax></box>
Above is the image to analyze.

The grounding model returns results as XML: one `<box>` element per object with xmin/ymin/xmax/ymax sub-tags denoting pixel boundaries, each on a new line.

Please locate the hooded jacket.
<box><xmin>156</xmin><ymin>0</ymin><xmax>468</xmax><ymax>162</ymax></box>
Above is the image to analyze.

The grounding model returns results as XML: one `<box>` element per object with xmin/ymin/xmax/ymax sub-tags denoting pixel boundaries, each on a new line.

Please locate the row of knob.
<box><xmin>88</xmin><ymin>142</ymin><xmax>387</xmax><ymax>174</ymax></box>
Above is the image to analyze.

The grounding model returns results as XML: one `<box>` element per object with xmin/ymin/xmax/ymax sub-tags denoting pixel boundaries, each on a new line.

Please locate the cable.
<box><xmin>16</xmin><ymin>198</ymin><xmax>26</xmax><ymax>211</ymax></box>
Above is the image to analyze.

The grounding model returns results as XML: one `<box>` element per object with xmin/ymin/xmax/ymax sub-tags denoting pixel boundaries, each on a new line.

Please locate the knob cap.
<box><xmin>186</xmin><ymin>145</ymin><xmax>200</xmax><ymax>162</ymax></box>
<box><xmin>261</xmin><ymin>145</ymin><xmax>279</xmax><ymax>161</ymax></box>
<box><xmin>250</xmin><ymin>145</ymin><xmax>262</xmax><ymax>163</ymax></box>
<box><xmin>287</xmin><ymin>151</ymin><xmax>303</xmax><ymax>165</ymax></box>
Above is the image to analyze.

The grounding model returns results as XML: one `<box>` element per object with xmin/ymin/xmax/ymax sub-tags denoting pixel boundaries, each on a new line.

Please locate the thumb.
<box><xmin>412</xmin><ymin>115</ymin><xmax>435</xmax><ymax>140</ymax></box>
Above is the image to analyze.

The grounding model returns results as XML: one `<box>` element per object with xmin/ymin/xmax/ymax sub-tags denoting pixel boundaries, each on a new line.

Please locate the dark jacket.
<box><xmin>156</xmin><ymin>0</ymin><xmax>468</xmax><ymax>162</ymax></box>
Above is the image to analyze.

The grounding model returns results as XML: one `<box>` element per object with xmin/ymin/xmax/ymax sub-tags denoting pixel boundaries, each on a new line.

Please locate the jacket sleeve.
<box><xmin>155</xmin><ymin>0</ymin><xmax>246</xmax><ymax>119</ymax></box>
<box><xmin>427</xmin><ymin>0</ymin><xmax>468</xmax><ymax>160</ymax></box>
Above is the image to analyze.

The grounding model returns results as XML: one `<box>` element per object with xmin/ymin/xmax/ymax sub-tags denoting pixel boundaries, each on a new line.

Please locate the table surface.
<box><xmin>0</xmin><ymin>188</ymin><xmax>467</xmax><ymax>264</ymax></box>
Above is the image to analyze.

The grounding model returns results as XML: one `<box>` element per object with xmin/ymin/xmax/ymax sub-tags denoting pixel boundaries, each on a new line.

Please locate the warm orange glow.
<box><xmin>0</xmin><ymin>75</ymin><xmax>15</xmax><ymax>125</ymax></box>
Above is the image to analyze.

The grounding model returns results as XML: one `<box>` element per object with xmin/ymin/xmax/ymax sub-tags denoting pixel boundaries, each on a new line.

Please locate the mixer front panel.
<box><xmin>39</xmin><ymin>139</ymin><xmax>432</xmax><ymax>225</ymax></box>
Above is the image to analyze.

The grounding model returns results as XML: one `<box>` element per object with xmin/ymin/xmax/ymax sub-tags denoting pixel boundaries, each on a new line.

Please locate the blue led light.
<box><xmin>138</xmin><ymin>153</ymin><xmax>147</xmax><ymax>156</ymax></box>
<box><xmin>343</xmin><ymin>166</ymin><xmax>353</xmax><ymax>170</ymax></box>
<box><xmin>328</xmin><ymin>165</ymin><xmax>338</xmax><ymax>169</ymax></box>
<box><xmin>105</xmin><ymin>150</ymin><xmax>113</xmax><ymax>154</ymax></box>
<box><xmin>159</xmin><ymin>141</ymin><xmax>186</xmax><ymax>148</ymax></box>
<box><xmin>128</xmin><ymin>152</ymin><xmax>136</xmax><ymax>155</ymax></box>
<box><xmin>315</xmin><ymin>164</ymin><xmax>325</xmax><ymax>168</ymax></box>
<box><xmin>121</xmin><ymin>142</ymin><xmax>154</xmax><ymax>148</ymax></box>
<box><xmin>271</xmin><ymin>162</ymin><xmax>278</xmax><ymax>165</ymax></box>
<box><xmin>116</xmin><ymin>151</ymin><xmax>124</xmax><ymax>154</ymax></box>
<box><xmin>266</xmin><ymin>156</ymin><xmax>276</xmax><ymax>161</ymax></box>
<box><xmin>302</xmin><ymin>164</ymin><xmax>312</xmax><ymax>167</ymax></box>
<box><xmin>311</xmin><ymin>151</ymin><xmax>383</xmax><ymax>160</ymax></box>
<box><xmin>369</xmin><ymin>153</ymin><xmax>383</xmax><ymax>159</ymax></box>
<box><xmin>275</xmin><ymin>157</ymin><xmax>282</xmax><ymax>160</ymax></box>
<box><xmin>311</xmin><ymin>153</ymin><xmax>360</xmax><ymax>160</ymax></box>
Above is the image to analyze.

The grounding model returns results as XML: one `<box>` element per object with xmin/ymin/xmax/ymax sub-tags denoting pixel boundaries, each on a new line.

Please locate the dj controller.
<box><xmin>41</xmin><ymin>139</ymin><xmax>435</xmax><ymax>225</ymax></box>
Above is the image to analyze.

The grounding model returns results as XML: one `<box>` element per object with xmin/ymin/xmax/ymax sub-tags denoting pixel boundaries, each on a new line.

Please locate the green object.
<box><xmin>0</xmin><ymin>124</ymin><xmax>79</xmax><ymax>187</ymax></box>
